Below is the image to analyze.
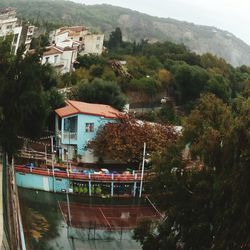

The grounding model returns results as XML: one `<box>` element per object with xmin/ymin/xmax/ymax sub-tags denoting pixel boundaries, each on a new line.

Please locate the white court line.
<box><xmin>99</xmin><ymin>207</ymin><xmax>112</xmax><ymax>229</ymax></box>
<box><xmin>58</xmin><ymin>201</ymin><xmax>68</xmax><ymax>224</ymax></box>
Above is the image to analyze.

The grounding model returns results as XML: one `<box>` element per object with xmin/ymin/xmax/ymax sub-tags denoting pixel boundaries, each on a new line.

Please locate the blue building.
<box><xmin>55</xmin><ymin>100</ymin><xmax>122</xmax><ymax>163</ymax></box>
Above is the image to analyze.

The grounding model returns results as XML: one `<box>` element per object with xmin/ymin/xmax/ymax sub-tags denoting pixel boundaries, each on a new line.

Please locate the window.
<box><xmin>54</xmin><ymin>55</ymin><xmax>58</xmax><ymax>64</ymax></box>
<box><xmin>96</xmin><ymin>44</ymin><xmax>100</xmax><ymax>49</ymax></box>
<box><xmin>79</xmin><ymin>37</ymin><xmax>83</xmax><ymax>41</ymax></box>
<box><xmin>85</xmin><ymin>123</ymin><xmax>94</xmax><ymax>132</ymax></box>
<box><xmin>97</xmin><ymin>36</ymin><xmax>101</xmax><ymax>40</ymax></box>
<box><xmin>6</xmin><ymin>25</ymin><xmax>12</xmax><ymax>30</ymax></box>
<box><xmin>45</xmin><ymin>57</ymin><xmax>49</xmax><ymax>63</ymax></box>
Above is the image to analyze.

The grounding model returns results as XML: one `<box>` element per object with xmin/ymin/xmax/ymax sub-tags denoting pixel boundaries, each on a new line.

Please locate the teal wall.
<box><xmin>61</xmin><ymin>113</ymin><xmax>116</xmax><ymax>155</ymax></box>
<box><xmin>16</xmin><ymin>173</ymin><xmax>70</xmax><ymax>192</ymax></box>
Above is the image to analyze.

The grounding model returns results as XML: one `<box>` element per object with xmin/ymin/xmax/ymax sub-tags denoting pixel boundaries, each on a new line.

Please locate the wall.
<box><xmin>15</xmin><ymin>172</ymin><xmax>70</xmax><ymax>192</ymax></box>
<box><xmin>42</xmin><ymin>52</ymin><xmax>62</xmax><ymax>66</ymax></box>
<box><xmin>61</xmin><ymin>113</ymin><xmax>116</xmax><ymax>162</ymax></box>
<box><xmin>83</xmin><ymin>34</ymin><xmax>104</xmax><ymax>55</ymax></box>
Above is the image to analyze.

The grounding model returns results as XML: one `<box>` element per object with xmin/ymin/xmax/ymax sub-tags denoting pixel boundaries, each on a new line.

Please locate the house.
<box><xmin>41</xmin><ymin>45</ymin><xmax>78</xmax><ymax>74</ymax></box>
<box><xmin>55</xmin><ymin>100</ymin><xmax>123</xmax><ymax>163</ymax></box>
<box><xmin>49</xmin><ymin>26</ymin><xmax>104</xmax><ymax>55</ymax></box>
<box><xmin>0</xmin><ymin>8</ymin><xmax>22</xmax><ymax>54</ymax></box>
<box><xmin>0</xmin><ymin>8</ymin><xmax>35</xmax><ymax>54</ymax></box>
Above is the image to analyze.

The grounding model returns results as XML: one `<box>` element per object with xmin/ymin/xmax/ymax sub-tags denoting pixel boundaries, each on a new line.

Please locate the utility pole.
<box><xmin>139</xmin><ymin>142</ymin><xmax>146</xmax><ymax>198</ymax></box>
<box><xmin>51</xmin><ymin>135</ymin><xmax>55</xmax><ymax>192</ymax></box>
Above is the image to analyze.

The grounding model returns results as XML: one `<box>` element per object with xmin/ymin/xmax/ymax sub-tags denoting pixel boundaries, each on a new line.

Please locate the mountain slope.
<box><xmin>1</xmin><ymin>0</ymin><xmax>250</xmax><ymax>66</ymax></box>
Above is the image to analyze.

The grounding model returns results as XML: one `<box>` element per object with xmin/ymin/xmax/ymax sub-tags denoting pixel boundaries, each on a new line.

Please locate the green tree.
<box><xmin>206</xmin><ymin>74</ymin><xmax>231</xmax><ymax>102</ymax></box>
<box><xmin>0</xmin><ymin>39</ymin><xmax>56</xmax><ymax>155</ymax></box>
<box><xmin>70</xmin><ymin>78</ymin><xmax>127</xmax><ymax>110</ymax></box>
<box><xmin>107</xmin><ymin>27</ymin><xmax>123</xmax><ymax>50</ymax></box>
<box><xmin>134</xmin><ymin>94</ymin><xmax>250</xmax><ymax>250</ymax></box>
<box><xmin>172</xmin><ymin>63</ymin><xmax>210</xmax><ymax>107</ymax></box>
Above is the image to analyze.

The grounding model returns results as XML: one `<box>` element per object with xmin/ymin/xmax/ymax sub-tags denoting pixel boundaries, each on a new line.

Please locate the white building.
<box><xmin>0</xmin><ymin>8</ymin><xmax>35</xmax><ymax>54</ymax></box>
<box><xmin>41</xmin><ymin>45</ymin><xmax>78</xmax><ymax>74</ymax></box>
<box><xmin>50</xmin><ymin>26</ymin><xmax>104</xmax><ymax>55</ymax></box>
<box><xmin>0</xmin><ymin>8</ymin><xmax>22</xmax><ymax>54</ymax></box>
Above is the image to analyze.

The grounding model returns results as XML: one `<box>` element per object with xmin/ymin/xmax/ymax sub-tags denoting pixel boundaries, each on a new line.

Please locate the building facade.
<box><xmin>50</xmin><ymin>26</ymin><xmax>104</xmax><ymax>55</ymax></box>
<box><xmin>0</xmin><ymin>8</ymin><xmax>35</xmax><ymax>54</ymax></box>
<box><xmin>55</xmin><ymin>100</ymin><xmax>122</xmax><ymax>163</ymax></box>
<box><xmin>41</xmin><ymin>45</ymin><xmax>78</xmax><ymax>74</ymax></box>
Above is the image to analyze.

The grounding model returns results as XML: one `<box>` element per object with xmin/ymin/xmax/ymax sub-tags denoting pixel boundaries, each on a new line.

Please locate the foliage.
<box><xmin>182</xmin><ymin>93</ymin><xmax>233</xmax><ymax>169</ymax></box>
<box><xmin>172</xmin><ymin>63</ymin><xmax>210</xmax><ymax>107</ymax></box>
<box><xmin>69</xmin><ymin>78</ymin><xmax>127</xmax><ymax>110</ymax></box>
<box><xmin>76</xmin><ymin>54</ymin><xmax>106</xmax><ymax>69</ymax></box>
<box><xmin>107</xmin><ymin>27</ymin><xmax>123</xmax><ymax>50</ymax></box>
<box><xmin>0</xmin><ymin>37</ymin><xmax>59</xmax><ymax>155</ymax></box>
<box><xmin>134</xmin><ymin>94</ymin><xmax>250</xmax><ymax>250</ymax></box>
<box><xmin>88</xmin><ymin>116</ymin><xmax>178</xmax><ymax>163</ymax></box>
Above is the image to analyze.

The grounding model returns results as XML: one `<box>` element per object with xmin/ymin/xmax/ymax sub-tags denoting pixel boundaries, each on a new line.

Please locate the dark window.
<box><xmin>85</xmin><ymin>123</ymin><xmax>94</xmax><ymax>132</ymax></box>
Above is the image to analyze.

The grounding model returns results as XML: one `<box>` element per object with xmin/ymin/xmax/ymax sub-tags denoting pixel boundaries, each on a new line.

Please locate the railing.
<box><xmin>18</xmin><ymin>149</ymin><xmax>53</xmax><ymax>164</ymax></box>
<box><xmin>2</xmin><ymin>155</ymin><xmax>26</xmax><ymax>250</ymax></box>
<box><xmin>63</xmin><ymin>132</ymin><xmax>77</xmax><ymax>141</ymax></box>
<box><xmin>14</xmin><ymin>165</ymin><xmax>152</xmax><ymax>183</ymax></box>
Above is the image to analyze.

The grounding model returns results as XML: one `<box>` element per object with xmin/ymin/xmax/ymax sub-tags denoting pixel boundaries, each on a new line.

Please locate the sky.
<box><xmin>73</xmin><ymin>0</ymin><xmax>250</xmax><ymax>45</ymax></box>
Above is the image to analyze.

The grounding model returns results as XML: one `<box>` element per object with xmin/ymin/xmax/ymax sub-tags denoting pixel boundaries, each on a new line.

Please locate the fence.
<box><xmin>2</xmin><ymin>154</ymin><xmax>26</xmax><ymax>250</ymax></box>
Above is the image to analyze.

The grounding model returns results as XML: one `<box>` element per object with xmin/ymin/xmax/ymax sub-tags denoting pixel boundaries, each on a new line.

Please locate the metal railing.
<box><xmin>63</xmin><ymin>132</ymin><xmax>77</xmax><ymax>141</ymax></box>
<box><xmin>15</xmin><ymin>165</ymin><xmax>153</xmax><ymax>183</ymax></box>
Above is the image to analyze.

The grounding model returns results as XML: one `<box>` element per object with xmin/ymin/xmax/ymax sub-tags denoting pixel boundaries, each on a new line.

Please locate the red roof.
<box><xmin>55</xmin><ymin>100</ymin><xmax>122</xmax><ymax>119</ymax></box>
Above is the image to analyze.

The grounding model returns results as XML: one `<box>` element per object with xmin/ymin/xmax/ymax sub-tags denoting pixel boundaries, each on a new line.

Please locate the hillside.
<box><xmin>1</xmin><ymin>0</ymin><xmax>250</xmax><ymax>66</ymax></box>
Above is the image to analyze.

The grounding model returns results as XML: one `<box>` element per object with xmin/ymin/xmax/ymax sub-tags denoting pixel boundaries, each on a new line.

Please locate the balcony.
<box><xmin>63</xmin><ymin>132</ymin><xmax>77</xmax><ymax>141</ymax></box>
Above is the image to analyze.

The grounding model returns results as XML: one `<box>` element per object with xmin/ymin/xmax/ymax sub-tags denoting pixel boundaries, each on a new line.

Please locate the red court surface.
<box><xmin>58</xmin><ymin>202</ymin><xmax>161</xmax><ymax>230</ymax></box>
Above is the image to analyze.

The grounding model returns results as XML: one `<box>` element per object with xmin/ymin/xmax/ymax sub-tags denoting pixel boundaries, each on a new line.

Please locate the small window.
<box><xmin>6</xmin><ymin>25</ymin><xmax>12</xmax><ymax>30</ymax></box>
<box><xmin>96</xmin><ymin>44</ymin><xmax>100</xmax><ymax>49</ymax></box>
<box><xmin>85</xmin><ymin>123</ymin><xmax>94</xmax><ymax>132</ymax></box>
<box><xmin>45</xmin><ymin>57</ymin><xmax>49</xmax><ymax>63</ymax></box>
<box><xmin>79</xmin><ymin>37</ymin><xmax>83</xmax><ymax>41</ymax></box>
<box><xmin>97</xmin><ymin>36</ymin><xmax>101</xmax><ymax>40</ymax></box>
<box><xmin>54</xmin><ymin>55</ymin><xmax>58</xmax><ymax>64</ymax></box>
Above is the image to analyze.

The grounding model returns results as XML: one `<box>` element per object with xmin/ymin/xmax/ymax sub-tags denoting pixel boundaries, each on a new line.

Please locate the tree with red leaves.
<box><xmin>88</xmin><ymin>117</ymin><xmax>178</xmax><ymax>163</ymax></box>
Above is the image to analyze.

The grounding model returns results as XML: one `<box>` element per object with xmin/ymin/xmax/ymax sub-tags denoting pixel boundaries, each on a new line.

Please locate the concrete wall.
<box><xmin>61</xmin><ymin>113</ymin><xmax>116</xmax><ymax>162</ymax></box>
<box><xmin>16</xmin><ymin>172</ymin><xmax>70</xmax><ymax>192</ymax></box>
<box><xmin>42</xmin><ymin>52</ymin><xmax>62</xmax><ymax>65</ymax></box>
<box><xmin>83</xmin><ymin>34</ymin><xmax>104</xmax><ymax>55</ymax></box>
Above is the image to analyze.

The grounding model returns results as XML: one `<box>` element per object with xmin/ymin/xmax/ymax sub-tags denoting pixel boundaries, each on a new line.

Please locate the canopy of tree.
<box><xmin>0</xmin><ymin>38</ymin><xmax>64</xmax><ymax>155</ymax></box>
<box><xmin>133</xmin><ymin>93</ymin><xmax>250</xmax><ymax>250</ymax></box>
<box><xmin>88</xmin><ymin>117</ymin><xmax>178</xmax><ymax>163</ymax></box>
<box><xmin>69</xmin><ymin>78</ymin><xmax>126</xmax><ymax>111</ymax></box>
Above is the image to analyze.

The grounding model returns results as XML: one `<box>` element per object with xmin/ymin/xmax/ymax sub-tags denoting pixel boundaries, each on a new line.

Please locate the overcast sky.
<box><xmin>73</xmin><ymin>0</ymin><xmax>250</xmax><ymax>45</ymax></box>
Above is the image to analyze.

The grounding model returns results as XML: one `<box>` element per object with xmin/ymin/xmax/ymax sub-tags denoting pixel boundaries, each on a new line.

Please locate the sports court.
<box><xmin>59</xmin><ymin>201</ymin><xmax>161</xmax><ymax>230</ymax></box>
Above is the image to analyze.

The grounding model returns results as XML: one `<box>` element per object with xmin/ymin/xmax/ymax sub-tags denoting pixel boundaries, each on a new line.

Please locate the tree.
<box><xmin>182</xmin><ymin>93</ymin><xmax>233</xmax><ymax>169</ymax></box>
<box><xmin>133</xmin><ymin>94</ymin><xmax>250</xmax><ymax>250</ymax></box>
<box><xmin>107</xmin><ymin>27</ymin><xmax>123</xmax><ymax>50</ymax></box>
<box><xmin>172</xmin><ymin>63</ymin><xmax>210</xmax><ymax>107</ymax></box>
<box><xmin>88</xmin><ymin>117</ymin><xmax>177</xmax><ymax>163</ymax></box>
<box><xmin>70</xmin><ymin>78</ymin><xmax>127</xmax><ymax>110</ymax></box>
<box><xmin>206</xmin><ymin>74</ymin><xmax>231</xmax><ymax>102</ymax></box>
<box><xmin>0</xmin><ymin>39</ymin><xmax>56</xmax><ymax>155</ymax></box>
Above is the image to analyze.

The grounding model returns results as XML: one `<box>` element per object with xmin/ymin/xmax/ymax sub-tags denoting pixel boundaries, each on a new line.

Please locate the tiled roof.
<box><xmin>55</xmin><ymin>104</ymin><xmax>78</xmax><ymax>118</ymax></box>
<box><xmin>43</xmin><ymin>46</ymin><xmax>63</xmax><ymax>56</ymax></box>
<box><xmin>55</xmin><ymin>100</ymin><xmax>122</xmax><ymax>119</ymax></box>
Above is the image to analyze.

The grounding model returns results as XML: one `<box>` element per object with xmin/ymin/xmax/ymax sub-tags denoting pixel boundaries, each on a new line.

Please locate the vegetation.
<box><xmin>133</xmin><ymin>93</ymin><xmax>250</xmax><ymax>250</ymax></box>
<box><xmin>88</xmin><ymin>116</ymin><xmax>178</xmax><ymax>163</ymax></box>
<box><xmin>0</xmin><ymin>38</ymin><xmax>63</xmax><ymax>156</ymax></box>
<box><xmin>1</xmin><ymin>0</ymin><xmax>250</xmax><ymax>66</ymax></box>
<box><xmin>0</xmin><ymin>6</ymin><xmax>249</xmax><ymax>247</ymax></box>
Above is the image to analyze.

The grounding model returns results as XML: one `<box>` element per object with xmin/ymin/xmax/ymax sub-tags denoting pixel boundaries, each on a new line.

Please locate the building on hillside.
<box><xmin>49</xmin><ymin>26</ymin><xmax>104</xmax><ymax>55</ymax></box>
<box><xmin>40</xmin><ymin>45</ymin><xmax>78</xmax><ymax>73</ymax></box>
<box><xmin>0</xmin><ymin>8</ymin><xmax>35</xmax><ymax>54</ymax></box>
<box><xmin>55</xmin><ymin>100</ymin><xmax>123</xmax><ymax>163</ymax></box>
